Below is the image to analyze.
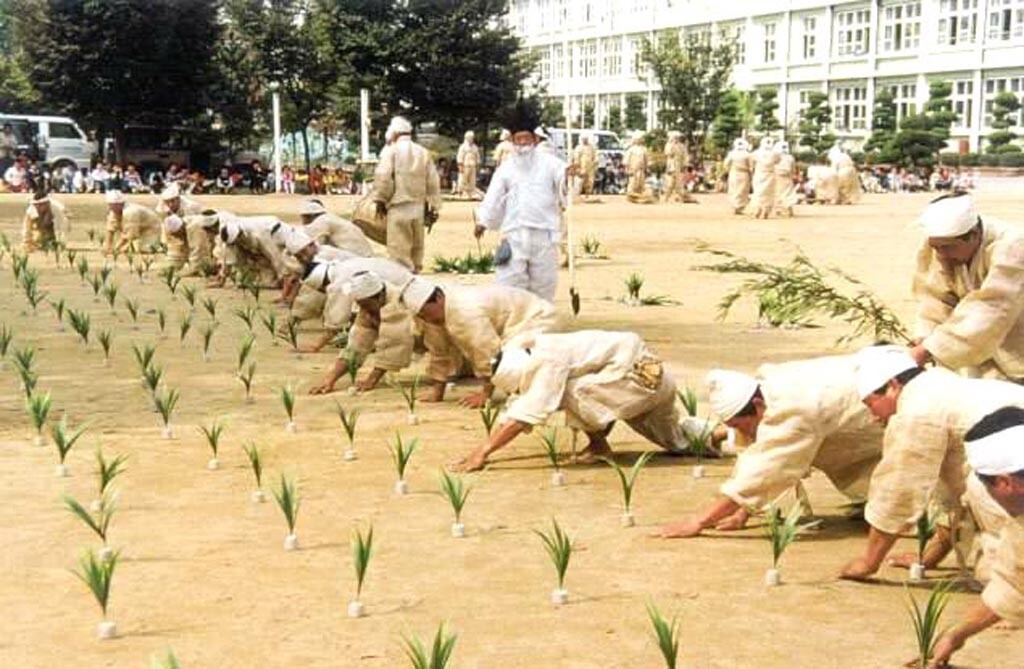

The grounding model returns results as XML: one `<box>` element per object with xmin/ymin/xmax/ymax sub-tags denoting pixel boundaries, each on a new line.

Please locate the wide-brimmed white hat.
<box><xmin>105</xmin><ymin>189</ymin><xmax>126</xmax><ymax>204</ymax></box>
<box><xmin>343</xmin><ymin>271</ymin><xmax>385</xmax><ymax>301</ymax></box>
<box><xmin>163</xmin><ymin>214</ymin><xmax>184</xmax><ymax>234</ymax></box>
<box><xmin>399</xmin><ymin>276</ymin><xmax>438</xmax><ymax>314</ymax></box>
<box><xmin>706</xmin><ymin>369</ymin><xmax>759</xmax><ymax>421</ymax></box>
<box><xmin>918</xmin><ymin>194</ymin><xmax>979</xmax><ymax>238</ymax></box>
<box><xmin>491</xmin><ymin>347</ymin><xmax>532</xmax><ymax>394</ymax></box>
<box><xmin>855</xmin><ymin>345</ymin><xmax>919</xmax><ymax>399</ymax></box>
<box><xmin>160</xmin><ymin>183</ymin><xmax>180</xmax><ymax>201</ymax></box>
<box><xmin>299</xmin><ymin>199</ymin><xmax>327</xmax><ymax>216</ymax></box>
<box><xmin>285</xmin><ymin>229</ymin><xmax>315</xmax><ymax>255</ymax></box>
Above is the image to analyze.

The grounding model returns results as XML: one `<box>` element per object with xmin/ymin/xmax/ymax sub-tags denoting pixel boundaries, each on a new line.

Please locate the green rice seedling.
<box><xmin>202</xmin><ymin>296</ymin><xmax>219</xmax><ymax>321</ymax></box>
<box><xmin>402</xmin><ymin>623</ymin><xmax>457</xmax><ymax>669</ymax></box>
<box><xmin>134</xmin><ymin>262</ymin><xmax>145</xmax><ymax>283</ymax></box>
<box><xmin>0</xmin><ymin>231</ymin><xmax>9</xmax><ymax>251</ymax></box>
<box><xmin>913</xmin><ymin>505</ymin><xmax>938</xmax><ymax>580</ymax></box>
<box><xmin>142</xmin><ymin>255</ymin><xmax>155</xmax><ymax>274</ymax></box>
<box><xmin>179</xmin><ymin>312</ymin><xmax>193</xmax><ymax>344</ymax></box>
<box><xmin>88</xmin><ymin>273</ymin><xmax>103</xmax><ymax>300</ymax></box>
<box><xmin>0</xmin><ymin>323</ymin><xmax>12</xmax><ymax>359</ymax></box>
<box><xmin>167</xmin><ymin>274</ymin><xmax>181</xmax><ymax>297</ymax></box>
<box><xmin>677</xmin><ymin>386</ymin><xmax>698</xmax><ymax>417</ymax></box>
<box><xmin>157</xmin><ymin>308</ymin><xmax>167</xmax><ymax>336</ymax></box>
<box><xmin>76</xmin><ymin>256</ymin><xmax>90</xmax><ymax>283</ymax></box>
<box><xmin>539</xmin><ymin>427</ymin><xmax>566</xmax><ymax>485</ymax></box>
<box><xmin>439</xmin><ymin>470</ymin><xmax>470</xmax><ymax>534</ymax></box>
<box><xmin>66</xmin><ymin>247</ymin><xmax>77</xmax><ymax>267</ymax></box>
<box><xmin>86</xmin><ymin>227</ymin><xmax>98</xmax><ymax>244</ymax></box>
<box><xmin>143</xmin><ymin>363</ymin><xmax>164</xmax><ymax>398</ymax></box>
<box><xmin>639</xmin><ymin>294</ymin><xmax>674</xmax><ymax>306</ymax></box>
<box><xmin>12</xmin><ymin>344</ymin><xmax>35</xmax><ymax>374</ymax></box>
<box><xmin>98</xmin><ymin>330</ymin><xmax>113</xmax><ymax>365</ymax></box>
<box><xmin>345</xmin><ymin>349</ymin><xmax>362</xmax><ymax>386</ymax></box>
<box><xmin>685</xmin><ymin>419</ymin><xmax>714</xmax><ymax>477</ymax></box>
<box><xmin>238</xmin><ymin>362</ymin><xmax>256</xmax><ymax>402</ymax></box>
<box><xmin>102</xmin><ymin>283</ymin><xmax>119</xmax><ymax>311</ymax></box>
<box><xmin>181</xmin><ymin>284</ymin><xmax>197</xmax><ymax>310</ymax></box>
<box><xmin>243</xmin><ymin>443</ymin><xmax>265</xmax><ymax>501</ymax></box>
<box><xmin>535</xmin><ymin>518</ymin><xmax>573</xmax><ymax>603</ymax></box>
<box><xmin>906</xmin><ymin>580</ymin><xmax>954</xmax><ymax>668</ymax></box>
<box><xmin>349</xmin><ymin>525</ymin><xmax>374</xmax><ymax>616</ymax></box>
<box><xmin>52</xmin><ymin>416</ymin><xmax>87</xmax><ymax>474</ymax></box>
<box><xmin>99</xmin><ymin>264</ymin><xmax>113</xmax><ymax>284</ymax></box>
<box><xmin>154</xmin><ymin>388</ymin><xmax>180</xmax><ymax>438</ymax></box>
<box><xmin>123</xmin><ymin>298</ymin><xmax>140</xmax><ymax>326</ymax></box>
<box><xmin>237</xmin><ymin>334</ymin><xmax>255</xmax><ymax>371</ymax></box>
<box><xmin>625</xmin><ymin>272</ymin><xmax>644</xmax><ymax>301</ymax></box>
<box><xmin>389</xmin><ymin>433</ymin><xmax>418</xmax><ymax>494</ymax></box>
<box><xmin>580</xmin><ymin>234</ymin><xmax>601</xmax><ymax>257</ymax></box>
<box><xmin>18</xmin><ymin>366</ymin><xmax>38</xmax><ymax>399</ymax></box>
<box><xmin>280</xmin><ymin>316</ymin><xmax>301</xmax><ymax>352</ymax></box>
<box><xmin>646</xmin><ymin>603</ymin><xmax>681</xmax><ymax>669</ymax></box>
<box><xmin>50</xmin><ymin>298</ymin><xmax>66</xmax><ymax>329</ymax></box>
<box><xmin>96</xmin><ymin>449</ymin><xmax>128</xmax><ymax>499</ymax></box>
<box><xmin>604</xmin><ymin>451</ymin><xmax>654</xmax><ymax>525</ymax></box>
<box><xmin>235</xmin><ymin>305</ymin><xmax>258</xmax><ymax>332</ymax></box>
<box><xmin>131</xmin><ymin>343</ymin><xmax>156</xmax><ymax>377</ymax></box>
<box><xmin>261</xmin><ymin>311</ymin><xmax>279</xmax><ymax>345</ymax></box>
<box><xmin>389</xmin><ymin>373</ymin><xmax>421</xmax><ymax>424</ymax></box>
<box><xmin>22</xmin><ymin>271</ymin><xmax>47</xmax><ymax>313</ymax></box>
<box><xmin>10</xmin><ymin>252</ymin><xmax>26</xmax><ymax>281</ymax></box>
<box><xmin>68</xmin><ymin>308</ymin><xmax>91</xmax><ymax>345</ymax></box>
<box><xmin>199</xmin><ymin>420</ymin><xmax>225</xmax><ymax>469</ymax></box>
<box><xmin>200</xmin><ymin>323</ymin><xmax>216</xmax><ymax>361</ymax></box>
<box><xmin>149</xmin><ymin>650</ymin><xmax>180</xmax><ymax>669</ymax></box>
<box><xmin>335</xmin><ymin>403</ymin><xmax>360</xmax><ymax>459</ymax></box>
<box><xmin>280</xmin><ymin>384</ymin><xmax>297</xmax><ymax>431</ymax></box>
<box><xmin>73</xmin><ymin>548</ymin><xmax>120</xmax><ymax>638</ymax></box>
<box><xmin>65</xmin><ymin>491</ymin><xmax>117</xmax><ymax>546</ymax></box>
<box><xmin>26</xmin><ymin>391</ymin><xmax>52</xmax><ymax>444</ymax></box>
<box><xmin>479</xmin><ymin>400</ymin><xmax>501</xmax><ymax>436</ymax></box>
<box><xmin>764</xmin><ymin>503</ymin><xmax>817</xmax><ymax>585</ymax></box>
<box><xmin>272</xmin><ymin>474</ymin><xmax>301</xmax><ymax>549</ymax></box>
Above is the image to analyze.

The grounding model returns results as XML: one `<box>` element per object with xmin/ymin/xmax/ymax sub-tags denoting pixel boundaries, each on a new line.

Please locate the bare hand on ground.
<box><xmin>308</xmin><ymin>381</ymin><xmax>335</xmax><ymax>395</ymax></box>
<box><xmin>458</xmin><ymin>390</ymin><xmax>488</xmax><ymax>409</ymax></box>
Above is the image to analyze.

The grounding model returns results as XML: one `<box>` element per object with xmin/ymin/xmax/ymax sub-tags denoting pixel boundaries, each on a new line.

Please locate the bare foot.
<box><xmin>656</xmin><ymin>519</ymin><xmax>704</xmax><ymax>539</ymax></box>
<box><xmin>714</xmin><ymin>509</ymin><xmax>750</xmax><ymax>531</ymax></box>
<box><xmin>576</xmin><ymin>442</ymin><xmax>613</xmax><ymax>464</ymax></box>
<box><xmin>839</xmin><ymin>557</ymin><xmax>879</xmax><ymax>582</ymax></box>
<box><xmin>449</xmin><ymin>451</ymin><xmax>487</xmax><ymax>473</ymax></box>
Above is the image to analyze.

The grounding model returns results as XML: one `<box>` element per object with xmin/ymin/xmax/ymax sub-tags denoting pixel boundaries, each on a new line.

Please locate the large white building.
<box><xmin>508</xmin><ymin>0</ymin><xmax>1024</xmax><ymax>152</ymax></box>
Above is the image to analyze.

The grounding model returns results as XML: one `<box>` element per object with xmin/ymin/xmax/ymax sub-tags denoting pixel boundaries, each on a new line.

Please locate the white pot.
<box><xmin>765</xmin><ymin>568</ymin><xmax>781</xmax><ymax>587</ymax></box>
<box><xmin>161</xmin><ymin>425</ymin><xmax>174</xmax><ymax>439</ymax></box>
<box><xmin>55</xmin><ymin>463</ymin><xmax>69</xmax><ymax>477</ymax></box>
<box><xmin>33</xmin><ymin>434</ymin><xmax>45</xmax><ymax>447</ymax></box>
<box><xmin>251</xmin><ymin>490</ymin><xmax>266</xmax><ymax>503</ymax></box>
<box><xmin>394</xmin><ymin>479</ymin><xmax>409</xmax><ymax>495</ymax></box>
<box><xmin>96</xmin><ymin>620</ymin><xmax>117</xmax><ymax>640</ymax></box>
<box><xmin>445</xmin><ymin>381</ymin><xmax>455</xmax><ymax>393</ymax></box>
<box><xmin>692</xmin><ymin>465</ymin><xmax>705</xmax><ymax>479</ymax></box>
<box><xmin>285</xmin><ymin>421</ymin><xmax>296</xmax><ymax>434</ymax></box>
<box><xmin>406</xmin><ymin>413</ymin><xmax>419</xmax><ymax>426</ymax></box>
<box><xmin>284</xmin><ymin>533</ymin><xmax>299</xmax><ymax>551</ymax></box>
<box><xmin>551</xmin><ymin>470</ymin><xmax>567</xmax><ymax>487</ymax></box>
<box><xmin>347</xmin><ymin>386</ymin><xmax>358</xmax><ymax>396</ymax></box>
<box><xmin>347</xmin><ymin>600</ymin><xmax>364</xmax><ymax>618</ymax></box>
<box><xmin>909</xmin><ymin>563</ymin><xmax>926</xmax><ymax>582</ymax></box>
<box><xmin>207</xmin><ymin>457</ymin><xmax>219</xmax><ymax>471</ymax></box>
<box><xmin>550</xmin><ymin>588</ymin><xmax>569</xmax><ymax>605</ymax></box>
<box><xmin>100</xmin><ymin>546</ymin><xmax>115</xmax><ymax>562</ymax></box>
<box><xmin>620</xmin><ymin>512</ymin><xmax>635</xmax><ymax>528</ymax></box>
<box><xmin>343</xmin><ymin>449</ymin><xmax>357</xmax><ymax>461</ymax></box>
<box><xmin>451</xmin><ymin>522</ymin><xmax>465</xmax><ymax>538</ymax></box>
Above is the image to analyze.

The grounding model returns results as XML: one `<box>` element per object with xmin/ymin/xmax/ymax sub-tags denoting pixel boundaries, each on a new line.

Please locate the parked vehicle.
<box><xmin>543</xmin><ymin>128</ymin><xmax>623</xmax><ymax>162</ymax></box>
<box><xmin>0</xmin><ymin>113</ymin><xmax>96</xmax><ymax>171</ymax></box>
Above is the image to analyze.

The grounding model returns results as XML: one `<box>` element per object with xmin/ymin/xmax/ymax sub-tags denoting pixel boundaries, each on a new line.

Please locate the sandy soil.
<box><xmin>0</xmin><ymin>186</ymin><xmax>1019</xmax><ymax>668</ymax></box>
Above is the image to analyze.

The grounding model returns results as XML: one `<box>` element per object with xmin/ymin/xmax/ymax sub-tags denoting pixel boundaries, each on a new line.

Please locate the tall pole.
<box><xmin>360</xmin><ymin>88</ymin><xmax>370</xmax><ymax>162</ymax></box>
<box><xmin>272</xmin><ymin>88</ymin><xmax>282</xmax><ymax>193</ymax></box>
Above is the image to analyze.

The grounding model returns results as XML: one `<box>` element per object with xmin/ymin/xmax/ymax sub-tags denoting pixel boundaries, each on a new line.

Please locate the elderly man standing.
<box><xmin>773</xmin><ymin>141</ymin><xmax>798</xmax><ymax>217</ymax></box>
<box><xmin>922</xmin><ymin>406</ymin><xmax>1024</xmax><ymax>668</ymax></box>
<box><xmin>372</xmin><ymin>116</ymin><xmax>441</xmax><ymax>273</ymax></box>
<box><xmin>659</xmin><ymin>356</ymin><xmax>883</xmax><ymax>538</ymax></box>
<box><xmin>751</xmin><ymin>137</ymin><xmax>779</xmax><ymax>219</ymax></box>
<box><xmin>662</xmin><ymin>131</ymin><xmax>694</xmax><ymax>203</ymax></box>
<box><xmin>475</xmin><ymin>99</ymin><xmax>565</xmax><ymax>302</ymax></box>
<box><xmin>398</xmin><ymin>275</ymin><xmax>557</xmax><ymax>408</ymax></box>
<box><xmin>297</xmin><ymin>199</ymin><xmax>374</xmax><ymax>256</ymax></box>
<box><xmin>450</xmin><ymin>330</ymin><xmax>688</xmax><ymax>472</ymax></box>
<box><xmin>724</xmin><ymin>138</ymin><xmax>753</xmax><ymax>215</ymax></box>
<box><xmin>911</xmin><ymin>193</ymin><xmax>1024</xmax><ymax>382</ymax></box>
<box><xmin>623</xmin><ymin>132</ymin><xmax>648</xmax><ymax>202</ymax></box>
<box><xmin>493</xmin><ymin>129</ymin><xmax>514</xmax><ymax>167</ymax></box>
<box><xmin>840</xmin><ymin>345</ymin><xmax>1024</xmax><ymax>581</ymax></box>
<box><xmin>456</xmin><ymin>131</ymin><xmax>481</xmax><ymax>199</ymax></box>
<box><xmin>104</xmin><ymin>190</ymin><xmax>161</xmax><ymax>255</ymax></box>
<box><xmin>21</xmin><ymin>191</ymin><xmax>70</xmax><ymax>252</ymax></box>
<box><xmin>573</xmin><ymin>134</ymin><xmax>598</xmax><ymax>201</ymax></box>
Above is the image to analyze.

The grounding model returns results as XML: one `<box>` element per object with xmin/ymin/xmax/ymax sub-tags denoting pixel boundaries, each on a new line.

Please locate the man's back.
<box><xmin>374</xmin><ymin>137</ymin><xmax>439</xmax><ymax>207</ymax></box>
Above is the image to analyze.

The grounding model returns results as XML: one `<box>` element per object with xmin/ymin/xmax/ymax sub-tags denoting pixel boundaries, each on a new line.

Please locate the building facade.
<box><xmin>508</xmin><ymin>0</ymin><xmax>1024</xmax><ymax>152</ymax></box>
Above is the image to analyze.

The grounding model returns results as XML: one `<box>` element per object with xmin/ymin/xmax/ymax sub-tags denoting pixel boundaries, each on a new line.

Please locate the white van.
<box><xmin>0</xmin><ymin>114</ymin><xmax>96</xmax><ymax>171</ymax></box>
<box><xmin>543</xmin><ymin>129</ymin><xmax>623</xmax><ymax>162</ymax></box>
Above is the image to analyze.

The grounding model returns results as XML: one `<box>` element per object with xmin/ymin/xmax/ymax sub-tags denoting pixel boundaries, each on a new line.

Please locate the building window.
<box><xmin>552</xmin><ymin>44</ymin><xmax>564</xmax><ymax>79</ymax></box>
<box><xmin>763</xmin><ymin>22</ymin><xmax>776</xmax><ymax>62</ymax></box>
<box><xmin>602</xmin><ymin>38</ymin><xmax>622</xmax><ymax>77</ymax></box>
<box><xmin>833</xmin><ymin>84</ymin><xmax>868</xmax><ymax>131</ymax></box>
<box><xmin>938</xmin><ymin>0</ymin><xmax>978</xmax><ymax>46</ymax></box>
<box><xmin>987</xmin><ymin>1</ymin><xmax>1024</xmax><ymax>41</ymax></box>
<box><xmin>951</xmin><ymin>79</ymin><xmax>974</xmax><ymax>128</ymax></box>
<box><xmin>538</xmin><ymin>47</ymin><xmax>552</xmax><ymax>81</ymax></box>
<box><xmin>579</xmin><ymin>39</ymin><xmax>597</xmax><ymax>78</ymax></box>
<box><xmin>882</xmin><ymin>2</ymin><xmax>921</xmax><ymax>52</ymax></box>
<box><xmin>802</xmin><ymin>16</ymin><xmax>817</xmax><ymax>59</ymax></box>
<box><xmin>732</xmin><ymin>24</ymin><xmax>746</xmax><ymax>65</ymax></box>
<box><xmin>983</xmin><ymin>76</ymin><xmax>1024</xmax><ymax>126</ymax></box>
<box><xmin>836</xmin><ymin>9</ymin><xmax>872</xmax><ymax>56</ymax></box>
<box><xmin>628</xmin><ymin>36</ymin><xmax>644</xmax><ymax>77</ymax></box>
<box><xmin>886</xmin><ymin>82</ymin><xmax>919</xmax><ymax>121</ymax></box>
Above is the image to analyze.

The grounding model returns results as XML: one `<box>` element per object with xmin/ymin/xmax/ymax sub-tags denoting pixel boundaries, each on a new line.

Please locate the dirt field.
<box><xmin>1</xmin><ymin>187</ymin><xmax>1019</xmax><ymax>668</ymax></box>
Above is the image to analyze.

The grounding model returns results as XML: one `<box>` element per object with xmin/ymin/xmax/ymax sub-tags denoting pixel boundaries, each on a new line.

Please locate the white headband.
<box><xmin>967</xmin><ymin>425</ymin><xmax>1024</xmax><ymax>475</ymax></box>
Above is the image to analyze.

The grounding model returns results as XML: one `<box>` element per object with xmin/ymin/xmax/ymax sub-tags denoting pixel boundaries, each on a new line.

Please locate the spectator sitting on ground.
<box><xmin>90</xmin><ymin>162</ymin><xmax>110</xmax><ymax>193</ymax></box>
<box><xmin>215</xmin><ymin>165</ymin><xmax>233</xmax><ymax>194</ymax></box>
<box><xmin>73</xmin><ymin>168</ymin><xmax>86</xmax><ymax>193</ymax></box>
<box><xmin>124</xmin><ymin>164</ymin><xmax>143</xmax><ymax>193</ymax></box>
<box><xmin>3</xmin><ymin>156</ymin><xmax>29</xmax><ymax>193</ymax></box>
<box><xmin>250</xmin><ymin>160</ymin><xmax>266</xmax><ymax>194</ymax></box>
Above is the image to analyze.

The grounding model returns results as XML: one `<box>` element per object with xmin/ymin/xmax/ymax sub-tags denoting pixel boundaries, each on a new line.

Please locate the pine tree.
<box><xmin>625</xmin><ymin>94</ymin><xmax>647</xmax><ymax>131</ymax></box>
<box><xmin>987</xmin><ymin>91</ymin><xmax>1022</xmax><ymax>154</ymax></box>
<box><xmin>607</xmin><ymin>104</ymin><xmax>624</xmax><ymax>135</ymax></box>
<box><xmin>711</xmin><ymin>88</ymin><xmax>744</xmax><ymax>154</ymax></box>
<box><xmin>798</xmin><ymin>92</ymin><xmax>835</xmax><ymax>160</ymax></box>
<box><xmin>755</xmin><ymin>87</ymin><xmax>782</xmax><ymax>134</ymax></box>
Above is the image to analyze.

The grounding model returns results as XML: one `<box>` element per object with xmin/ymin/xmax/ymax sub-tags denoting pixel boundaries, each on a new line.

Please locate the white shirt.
<box><xmin>477</xmin><ymin>150</ymin><xmax>566</xmax><ymax>238</ymax></box>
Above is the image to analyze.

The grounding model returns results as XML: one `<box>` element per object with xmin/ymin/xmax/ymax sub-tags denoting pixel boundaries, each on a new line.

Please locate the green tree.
<box><xmin>580</xmin><ymin>101</ymin><xmax>595</xmax><ymax>128</ymax></box>
<box><xmin>606</xmin><ymin>104</ymin><xmax>623</xmax><ymax>135</ymax></box>
<box><xmin>540</xmin><ymin>98</ymin><xmax>563</xmax><ymax>128</ymax></box>
<box><xmin>754</xmin><ymin>87</ymin><xmax>782</xmax><ymax>134</ymax></box>
<box><xmin>207</xmin><ymin>24</ymin><xmax>265</xmax><ymax>156</ymax></box>
<box><xmin>887</xmin><ymin>82</ymin><xmax>957</xmax><ymax>167</ymax></box>
<box><xmin>863</xmin><ymin>88</ymin><xmax>899</xmax><ymax>162</ymax></box>
<box><xmin>11</xmin><ymin>0</ymin><xmax>221</xmax><ymax>158</ymax></box>
<box><xmin>625</xmin><ymin>93</ymin><xmax>646</xmax><ymax>131</ymax></box>
<box><xmin>798</xmin><ymin>91</ymin><xmax>836</xmax><ymax>160</ymax></box>
<box><xmin>710</xmin><ymin>88</ymin><xmax>744</xmax><ymax>154</ymax></box>
<box><xmin>641</xmin><ymin>33</ymin><xmax>736</xmax><ymax>162</ymax></box>
<box><xmin>987</xmin><ymin>91</ymin><xmax>1022</xmax><ymax>153</ymax></box>
<box><xmin>0</xmin><ymin>3</ymin><xmax>37</xmax><ymax>110</ymax></box>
